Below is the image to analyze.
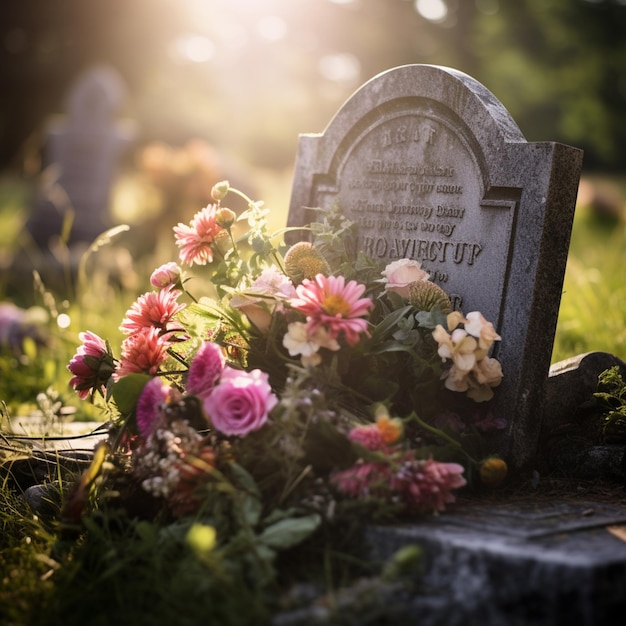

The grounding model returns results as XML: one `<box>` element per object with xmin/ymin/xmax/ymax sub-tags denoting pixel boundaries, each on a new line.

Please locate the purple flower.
<box><xmin>136</xmin><ymin>377</ymin><xmax>170</xmax><ymax>439</ymax></box>
<box><xmin>202</xmin><ymin>367</ymin><xmax>277</xmax><ymax>436</ymax></box>
<box><xmin>187</xmin><ymin>342</ymin><xmax>226</xmax><ymax>398</ymax></box>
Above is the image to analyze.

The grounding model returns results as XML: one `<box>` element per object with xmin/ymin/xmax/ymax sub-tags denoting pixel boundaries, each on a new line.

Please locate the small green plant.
<box><xmin>592</xmin><ymin>366</ymin><xmax>626</xmax><ymax>443</ymax></box>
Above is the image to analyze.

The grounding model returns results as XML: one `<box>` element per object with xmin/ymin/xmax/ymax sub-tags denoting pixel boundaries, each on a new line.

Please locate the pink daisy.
<box><xmin>116</xmin><ymin>326</ymin><xmax>170</xmax><ymax>378</ymax></box>
<box><xmin>120</xmin><ymin>286</ymin><xmax>185</xmax><ymax>335</ymax></box>
<box><xmin>289</xmin><ymin>274</ymin><xmax>372</xmax><ymax>346</ymax></box>
<box><xmin>187</xmin><ymin>341</ymin><xmax>226</xmax><ymax>398</ymax></box>
<box><xmin>173</xmin><ymin>204</ymin><xmax>224</xmax><ymax>266</ymax></box>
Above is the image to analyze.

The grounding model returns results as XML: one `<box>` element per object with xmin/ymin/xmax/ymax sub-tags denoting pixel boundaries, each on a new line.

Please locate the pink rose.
<box><xmin>203</xmin><ymin>367</ymin><xmax>277</xmax><ymax>436</ymax></box>
<box><xmin>381</xmin><ymin>259</ymin><xmax>430</xmax><ymax>298</ymax></box>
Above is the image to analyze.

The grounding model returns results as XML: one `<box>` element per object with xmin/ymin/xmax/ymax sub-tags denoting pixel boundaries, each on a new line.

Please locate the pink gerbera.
<box><xmin>174</xmin><ymin>204</ymin><xmax>224</xmax><ymax>266</ymax></box>
<box><xmin>120</xmin><ymin>285</ymin><xmax>186</xmax><ymax>335</ymax></box>
<box><xmin>116</xmin><ymin>326</ymin><xmax>170</xmax><ymax>378</ymax></box>
<box><xmin>289</xmin><ymin>274</ymin><xmax>372</xmax><ymax>346</ymax></box>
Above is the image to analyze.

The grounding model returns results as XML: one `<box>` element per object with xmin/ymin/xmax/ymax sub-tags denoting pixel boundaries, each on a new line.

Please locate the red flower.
<box><xmin>68</xmin><ymin>331</ymin><xmax>115</xmax><ymax>399</ymax></box>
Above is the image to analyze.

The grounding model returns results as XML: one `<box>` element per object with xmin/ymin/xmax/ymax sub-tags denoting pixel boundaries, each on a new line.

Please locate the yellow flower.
<box><xmin>479</xmin><ymin>457</ymin><xmax>508</xmax><ymax>486</ymax></box>
<box><xmin>374</xmin><ymin>406</ymin><xmax>403</xmax><ymax>444</ymax></box>
<box><xmin>433</xmin><ymin>326</ymin><xmax>477</xmax><ymax>373</ymax></box>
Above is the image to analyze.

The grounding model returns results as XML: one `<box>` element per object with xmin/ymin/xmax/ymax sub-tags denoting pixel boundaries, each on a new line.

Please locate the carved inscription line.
<box><xmin>362</xmin><ymin>236</ymin><xmax>483</xmax><ymax>266</ymax></box>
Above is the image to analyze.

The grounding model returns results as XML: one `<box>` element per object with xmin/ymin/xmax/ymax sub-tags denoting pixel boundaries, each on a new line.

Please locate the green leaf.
<box><xmin>110</xmin><ymin>373</ymin><xmax>152</xmax><ymax>414</ymax></box>
<box><xmin>258</xmin><ymin>514</ymin><xmax>321</xmax><ymax>550</ymax></box>
<box><xmin>240</xmin><ymin>493</ymin><xmax>263</xmax><ymax>528</ymax></box>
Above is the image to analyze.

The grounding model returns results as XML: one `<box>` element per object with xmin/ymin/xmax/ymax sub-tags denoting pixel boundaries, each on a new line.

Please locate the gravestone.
<box><xmin>287</xmin><ymin>64</ymin><xmax>583</xmax><ymax>470</ymax></box>
<box><xmin>26</xmin><ymin>65</ymin><xmax>135</xmax><ymax>247</ymax></box>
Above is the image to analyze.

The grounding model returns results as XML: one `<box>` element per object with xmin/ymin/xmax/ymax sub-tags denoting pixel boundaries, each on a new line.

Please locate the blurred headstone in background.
<box><xmin>26</xmin><ymin>65</ymin><xmax>136</xmax><ymax>248</ymax></box>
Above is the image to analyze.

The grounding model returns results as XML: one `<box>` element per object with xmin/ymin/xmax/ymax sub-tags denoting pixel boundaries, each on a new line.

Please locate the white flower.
<box><xmin>472</xmin><ymin>356</ymin><xmax>503</xmax><ymax>387</ymax></box>
<box><xmin>380</xmin><ymin>259</ymin><xmax>430</xmax><ymax>298</ymax></box>
<box><xmin>231</xmin><ymin>266</ymin><xmax>295</xmax><ymax>332</ymax></box>
<box><xmin>433</xmin><ymin>325</ymin><xmax>477</xmax><ymax>373</ymax></box>
<box><xmin>282</xmin><ymin>321</ymin><xmax>339</xmax><ymax>367</ymax></box>
<box><xmin>464</xmin><ymin>311</ymin><xmax>501</xmax><ymax>356</ymax></box>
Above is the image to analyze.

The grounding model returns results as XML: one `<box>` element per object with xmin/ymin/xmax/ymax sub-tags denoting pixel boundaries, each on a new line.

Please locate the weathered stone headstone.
<box><xmin>287</xmin><ymin>64</ymin><xmax>583</xmax><ymax>469</ymax></box>
<box><xmin>26</xmin><ymin>65</ymin><xmax>135</xmax><ymax>247</ymax></box>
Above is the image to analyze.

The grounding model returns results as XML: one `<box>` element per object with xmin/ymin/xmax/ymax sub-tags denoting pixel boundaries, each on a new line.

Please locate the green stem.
<box><xmin>406</xmin><ymin>412</ymin><xmax>479</xmax><ymax>465</ymax></box>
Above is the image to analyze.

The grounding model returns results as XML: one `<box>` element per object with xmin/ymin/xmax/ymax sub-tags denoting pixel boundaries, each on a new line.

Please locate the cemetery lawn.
<box><xmin>554</xmin><ymin>182</ymin><xmax>626</xmax><ymax>363</ymax></box>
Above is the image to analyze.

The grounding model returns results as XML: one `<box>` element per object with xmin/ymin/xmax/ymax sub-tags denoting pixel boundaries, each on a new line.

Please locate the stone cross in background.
<box><xmin>287</xmin><ymin>64</ymin><xmax>583</xmax><ymax>469</ymax></box>
<box><xmin>26</xmin><ymin>65</ymin><xmax>135</xmax><ymax>247</ymax></box>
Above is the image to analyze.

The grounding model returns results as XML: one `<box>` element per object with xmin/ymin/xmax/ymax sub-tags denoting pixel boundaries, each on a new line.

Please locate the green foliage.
<box><xmin>592</xmin><ymin>366</ymin><xmax>626</xmax><ymax>443</ymax></box>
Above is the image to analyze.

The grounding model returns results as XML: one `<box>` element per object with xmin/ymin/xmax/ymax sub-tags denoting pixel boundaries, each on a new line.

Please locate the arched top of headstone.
<box><xmin>67</xmin><ymin>65</ymin><xmax>127</xmax><ymax>128</ymax></box>
<box><xmin>322</xmin><ymin>64</ymin><xmax>525</xmax><ymax>151</ymax></box>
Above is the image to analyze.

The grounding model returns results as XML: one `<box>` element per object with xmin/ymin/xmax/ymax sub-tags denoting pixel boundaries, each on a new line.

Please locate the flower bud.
<box><xmin>211</xmin><ymin>180</ymin><xmax>230</xmax><ymax>201</ymax></box>
<box><xmin>479</xmin><ymin>457</ymin><xmax>508</xmax><ymax>486</ymax></box>
<box><xmin>150</xmin><ymin>262</ymin><xmax>182</xmax><ymax>289</ymax></box>
<box><xmin>215</xmin><ymin>207</ymin><xmax>236</xmax><ymax>229</ymax></box>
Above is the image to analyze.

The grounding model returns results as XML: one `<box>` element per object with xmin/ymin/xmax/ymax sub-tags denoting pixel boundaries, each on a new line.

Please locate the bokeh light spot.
<box><xmin>256</xmin><ymin>16</ymin><xmax>288</xmax><ymax>42</ymax></box>
<box><xmin>171</xmin><ymin>34</ymin><xmax>215</xmax><ymax>63</ymax></box>
<box><xmin>415</xmin><ymin>0</ymin><xmax>448</xmax><ymax>23</ymax></box>
<box><xmin>57</xmin><ymin>314</ymin><xmax>71</xmax><ymax>329</ymax></box>
<box><xmin>318</xmin><ymin>53</ymin><xmax>360</xmax><ymax>83</ymax></box>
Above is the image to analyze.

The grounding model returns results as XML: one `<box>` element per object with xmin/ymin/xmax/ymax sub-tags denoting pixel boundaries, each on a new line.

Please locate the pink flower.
<box><xmin>289</xmin><ymin>274</ymin><xmax>372</xmax><ymax>346</ymax></box>
<box><xmin>202</xmin><ymin>367</ymin><xmax>277</xmax><ymax>436</ymax></box>
<box><xmin>230</xmin><ymin>266</ymin><xmax>295</xmax><ymax>333</ymax></box>
<box><xmin>136</xmin><ymin>377</ymin><xmax>170</xmax><ymax>438</ymax></box>
<box><xmin>116</xmin><ymin>327</ymin><xmax>170</xmax><ymax>378</ymax></box>
<box><xmin>120</xmin><ymin>286</ymin><xmax>185</xmax><ymax>335</ymax></box>
<box><xmin>174</xmin><ymin>203</ymin><xmax>224</xmax><ymax>266</ymax></box>
<box><xmin>187</xmin><ymin>341</ymin><xmax>225</xmax><ymax>398</ymax></box>
<box><xmin>331</xmin><ymin>461</ymin><xmax>396</xmax><ymax>500</ymax></box>
<box><xmin>348</xmin><ymin>424</ymin><xmax>389</xmax><ymax>453</ymax></box>
<box><xmin>391</xmin><ymin>457</ymin><xmax>466</xmax><ymax>514</ymax></box>
<box><xmin>68</xmin><ymin>331</ymin><xmax>115</xmax><ymax>399</ymax></box>
<box><xmin>380</xmin><ymin>259</ymin><xmax>430</xmax><ymax>298</ymax></box>
<box><xmin>332</xmin><ymin>454</ymin><xmax>466</xmax><ymax>514</ymax></box>
<box><xmin>150</xmin><ymin>262</ymin><xmax>181</xmax><ymax>289</ymax></box>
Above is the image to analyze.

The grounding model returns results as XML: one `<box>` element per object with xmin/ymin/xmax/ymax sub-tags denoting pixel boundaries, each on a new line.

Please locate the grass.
<box><xmin>553</xmin><ymin>186</ymin><xmax>626</xmax><ymax>363</ymax></box>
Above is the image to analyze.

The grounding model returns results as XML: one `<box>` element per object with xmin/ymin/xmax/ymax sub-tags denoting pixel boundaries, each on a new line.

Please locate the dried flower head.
<box><xmin>407</xmin><ymin>281</ymin><xmax>452</xmax><ymax>314</ymax></box>
<box><xmin>284</xmin><ymin>242</ymin><xmax>331</xmax><ymax>283</ymax></box>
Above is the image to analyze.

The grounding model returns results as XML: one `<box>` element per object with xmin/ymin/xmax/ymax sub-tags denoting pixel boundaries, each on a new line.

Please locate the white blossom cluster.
<box><xmin>134</xmin><ymin>419</ymin><xmax>204</xmax><ymax>498</ymax></box>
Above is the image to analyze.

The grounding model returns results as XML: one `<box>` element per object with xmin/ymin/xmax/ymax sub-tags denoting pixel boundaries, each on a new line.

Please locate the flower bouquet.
<box><xmin>62</xmin><ymin>181</ymin><xmax>507</xmax><ymax>622</ymax></box>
